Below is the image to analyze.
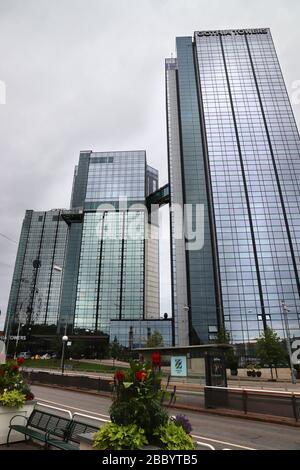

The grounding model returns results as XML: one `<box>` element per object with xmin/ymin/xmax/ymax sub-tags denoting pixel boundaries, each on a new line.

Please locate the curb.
<box><xmin>166</xmin><ymin>402</ymin><xmax>300</xmax><ymax>428</ymax></box>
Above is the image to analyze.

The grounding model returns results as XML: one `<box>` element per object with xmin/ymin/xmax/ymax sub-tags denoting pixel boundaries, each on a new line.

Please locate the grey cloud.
<box><xmin>1</xmin><ymin>0</ymin><xmax>300</xmax><ymax>328</ymax></box>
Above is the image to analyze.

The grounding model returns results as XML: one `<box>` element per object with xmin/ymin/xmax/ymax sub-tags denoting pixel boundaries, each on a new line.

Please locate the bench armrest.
<box><xmin>9</xmin><ymin>414</ymin><xmax>29</xmax><ymax>426</ymax></box>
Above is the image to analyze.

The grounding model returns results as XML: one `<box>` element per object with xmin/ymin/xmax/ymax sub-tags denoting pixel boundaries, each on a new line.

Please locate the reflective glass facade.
<box><xmin>74</xmin><ymin>210</ymin><xmax>145</xmax><ymax>334</ymax></box>
<box><xmin>167</xmin><ymin>28</ymin><xmax>300</xmax><ymax>344</ymax></box>
<box><xmin>6</xmin><ymin>150</ymin><xmax>170</xmax><ymax>348</ymax></box>
<box><xmin>58</xmin><ymin>150</ymin><xmax>169</xmax><ymax>346</ymax></box>
<box><xmin>110</xmin><ymin>319</ymin><xmax>173</xmax><ymax>348</ymax></box>
<box><xmin>5</xmin><ymin>210</ymin><xmax>68</xmax><ymax>335</ymax></box>
<box><xmin>86</xmin><ymin>151</ymin><xmax>146</xmax><ymax>203</ymax></box>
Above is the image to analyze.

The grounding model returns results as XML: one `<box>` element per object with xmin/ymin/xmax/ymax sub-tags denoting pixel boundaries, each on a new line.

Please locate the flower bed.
<box><xmin>92</xmin><ymin>352</ymin><xmax>195</xmax><ymax>450</ymax></box>
<box><xmin>0</xmin><ymin>358</ymin><xmax>35</xmax><ymax>445</ymax></box>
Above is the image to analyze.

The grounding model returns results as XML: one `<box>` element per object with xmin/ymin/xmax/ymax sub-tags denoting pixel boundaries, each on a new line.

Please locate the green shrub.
<box><xmin>0</xmin><ymin>390</ymin><xmax>26</xmax><ymax>408</ymax></box>
<box><xmin>109</xmin><ymin>359</ymin><xmax>169</xmax><ymax>438</ymax></box>
<box><xmin>0</xmin><ymin>360</ymin><xmax>34</xmax><ymax>401</ymax></box>
<box><xmin>110</xmin><ymin>397</ymin><xmax>169</xmax><ymax>437</ymax></box>
<box><xmin>154</xmin><ymin>422</ymin><xmax>195</xmax><ymax>450</ymax></box>
<box><xmin>93</xmin><ymin>422</ymin><xmax>148</xmax><ymax>450</ymax></box>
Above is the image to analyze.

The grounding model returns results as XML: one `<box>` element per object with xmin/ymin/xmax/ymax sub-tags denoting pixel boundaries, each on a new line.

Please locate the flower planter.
<box><xmin>78</xmin><ymin>432</ymin><xmax>197</xmax><ymax>451</ymax></box>
<box><xmin>0</xmin><ymin>400</ymin><xmax>36</xmax><ymax>445</ymax></box>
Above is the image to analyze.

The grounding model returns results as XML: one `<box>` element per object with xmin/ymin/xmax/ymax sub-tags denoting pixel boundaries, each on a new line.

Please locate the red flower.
<box><xmin>11</xmin><ymin>365</ymin><xmax>19</xmax><ymax>372</ymax></box>
<box><xmin>26</xmin><ymin>392</ymin><xmax>34</xmax><ymax>401</ymax></box>
<box><xmin>135</xmin><ymin>371</ymin><xmax>147</xmax><ymax>382</ymax></box>
<box><xmin>151</xmin><ymin>352</ymin><xmax>161</xmax><ymax>367</ymax></box>
<box><xmin>17</xmin><ymin>357</ymin><xmax>25</xmax><ymax>365</ymax></box>
<box><xmin>115</xmin><ymin>370</ymin><xmax>125</xmax><ymax>382</ymax></box>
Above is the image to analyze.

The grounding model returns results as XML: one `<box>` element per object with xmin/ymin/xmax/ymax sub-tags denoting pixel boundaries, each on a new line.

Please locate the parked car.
<box><xmin>40</xmin><ymin>353</ymin><xmax>52</xmax><ymax>360</ymax></box>
<box><xmin>17</xmin><ymin>351</ymin><xmax>31</xmax><ymax>360</ymax></box>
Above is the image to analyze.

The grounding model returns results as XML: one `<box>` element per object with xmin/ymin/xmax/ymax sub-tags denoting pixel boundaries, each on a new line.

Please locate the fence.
<box><xmin>22</xmin><ymin>370</ymin><xmax>112</xmax><ymax>393</ymax></box>
<box><xmin>204</xmin><ymin>386</ymin><xmax>300</xmax><ymax>422</ymax></box>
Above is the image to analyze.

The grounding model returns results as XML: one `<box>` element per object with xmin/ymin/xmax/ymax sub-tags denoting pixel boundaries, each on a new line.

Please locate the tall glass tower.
<box><xmin>166</xmin><ymin>28</ymin><xmax>300</xmax><ymax>345</ymax></box>
<box><xmin>5</xmin><ymin>151</ymin><xmax>173</xmax><ymax>350</ymax></box>
<box><xmin>5</xmin><ymin>209</ymin><xmax>68</xmax><ymax>338</ymax></box>
<box><xmin>58</xmin><ymin>150</ymin><xmax>172</xmax><ymax>347</ymax></box>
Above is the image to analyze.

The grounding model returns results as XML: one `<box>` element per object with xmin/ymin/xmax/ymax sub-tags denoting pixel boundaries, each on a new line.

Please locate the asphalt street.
<box><xmin>32</xmin><ymin>385</ymin><xmax>300</xmax><ymax>450</ymax></box>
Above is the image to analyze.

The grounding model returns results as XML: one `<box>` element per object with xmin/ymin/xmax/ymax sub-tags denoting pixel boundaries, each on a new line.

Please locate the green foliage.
<box><xmin>154</xmin><ymin>422</ymin><xmax>195</xmax><ymax>450</ymax></box>
<box><xmin>23</xmin><ymin>359</ymin><xmax>128</xmax><ymax>374</ymax></box>
<box><xmin>146</xmin><ymin>330</ymin><xmax>164</xmax><ymax>348</ymax></box>
<box><xmin>216</xmin><ymin>326</ymin><xmax>238</xmax><ymax>370</ymax></box>
<box><xmin>93</xmin><ymin>422</ymin><xmax>148</xmax><ymax>450</ymax></box>
<box><xmin>110</xmin><ymin>337</ymin><xmax>122</xmax><ymax>360</ymax></box>
<box><xmin>0</xmin><ymin>390</ymin><xmax>26</xmax><ymax>408</ymax></box>
<box><xmin>110</xmin><ymin>397</ymin><xmax>169</xmax><ymax>437</ymax></box>
<box><xmin>0</xmin><ymin>360</ymin><xmax>33</xmax><ymax>402</ymax></box>
<box><xmin>110</xmin><ymin>360</ymin><xmax>169</xmax><ymax>438</ymax></box>
<box><xmin>256</xmin><ymin>327</ymin><xmax>286</xmax><ymax>367</ymax></box>
<box><xmin>216</xmin><ymin>326</ymin><xmax>231</xmax><ymax>344</ymax></box>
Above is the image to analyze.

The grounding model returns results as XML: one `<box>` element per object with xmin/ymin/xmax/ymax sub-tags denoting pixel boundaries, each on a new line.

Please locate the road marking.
<box><xmin>36</xmin><ymin>397</ymin><xmax>110</xmax><ymax>419</ymax></box>
<box><xmin>191</xmin><ymin>434</ymin><xmax>256</xmax><ymax>450</ymax></box>
<box><xmin>36</xmin><ymin>396</ymin><xmax>255</xmax><ymax>450</ymax></box>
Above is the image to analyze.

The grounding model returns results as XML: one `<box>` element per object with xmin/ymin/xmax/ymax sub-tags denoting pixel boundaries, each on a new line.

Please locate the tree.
<box><xmin>146</xmin><ymin>331</ymin><xmax>164</xmax><ymax>348</ymax></box>
<box><xmin>216</xmin><ymin>326</ymin><xmax>231</xmax><ymax>345</ymax></box>
<box><xmin>216</xmin><ymin>326</ymin><xmax>239</xmax><ymax>371</ymax></box>
<box><xmin>256</xmin><ymin>327</ymin><xmax>286</xmax><ymax>379</ymax></box>
<box><xmin>110</xmin><ymin>337</ymin><xmax>122</xmax><ymax>365</ymax></box>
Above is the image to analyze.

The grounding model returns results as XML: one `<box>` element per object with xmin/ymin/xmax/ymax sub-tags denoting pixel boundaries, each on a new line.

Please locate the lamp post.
<box><xmin>61</xmin><ymin>333</ymin><xmax>68</xmax><ymax>375</ymax></box>
<box><xmin>280</xmin><ymin>300</ymin><xmax>297</xmax><ymax>385</ymax></box>
<box><xmin>14</xmin><ymin>320</ymin><xmax>25</xmax><ymax>359</ymax></box>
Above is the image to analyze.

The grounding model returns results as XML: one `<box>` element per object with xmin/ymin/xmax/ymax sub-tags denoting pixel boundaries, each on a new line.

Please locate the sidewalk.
<box><xmin>0</xmin><ymin>441</ymin><xmax>42</xmax><ymax>451</ymax></box>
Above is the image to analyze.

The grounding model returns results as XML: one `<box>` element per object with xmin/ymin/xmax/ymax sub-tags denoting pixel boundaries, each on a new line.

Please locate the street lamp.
<box><xmin>280</xmin><ymin>300</ymin><xmax>297</xmax><ymax>385</ymax></box>
<box><xmin>14</xmin><ymin>321</ymin><xmax>25</xmax><ymax>359</ymax></box>
<box><xmin>61</xmin><ymin>334</ymin><xmax>68</xmax><ymax>375</ymax></box>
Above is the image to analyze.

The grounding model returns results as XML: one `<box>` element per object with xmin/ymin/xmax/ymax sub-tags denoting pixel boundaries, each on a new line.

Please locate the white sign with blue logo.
<box><xmin>171</xmin><ymin>356</ymin><xmax>187</xmax><ymax>377</ymax></box>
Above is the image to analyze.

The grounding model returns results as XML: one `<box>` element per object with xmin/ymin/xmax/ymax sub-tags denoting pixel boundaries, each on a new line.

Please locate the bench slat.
<box><xmin>47</xmin><ymin>439</ymin><xmax>79</xmax><ymax>451</ymax></box>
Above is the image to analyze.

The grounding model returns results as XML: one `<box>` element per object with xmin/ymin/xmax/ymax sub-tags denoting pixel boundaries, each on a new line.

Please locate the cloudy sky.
<box><xmin>1</xmin><ymin>0</ymin><xmax>300</xmax><ymax>329</ymax></box>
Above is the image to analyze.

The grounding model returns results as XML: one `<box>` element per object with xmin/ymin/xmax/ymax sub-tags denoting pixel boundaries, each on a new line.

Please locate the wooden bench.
<box><xmin>7</xmin><ymin>408</ymin><xmax>71</xmax><ymax>447</ymax></box>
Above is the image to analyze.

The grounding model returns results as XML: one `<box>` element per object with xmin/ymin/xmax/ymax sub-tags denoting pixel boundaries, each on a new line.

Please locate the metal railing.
<box><xmin>205</xmin><ymin>385</ymin><xmax>300</xmax><ymax>422</ymax></box>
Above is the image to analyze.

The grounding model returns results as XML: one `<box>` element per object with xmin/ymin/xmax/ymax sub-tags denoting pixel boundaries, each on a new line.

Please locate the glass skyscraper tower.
<box><xmin>5</xmin><ymin>151</ymin><xmax>172</xmax><ymax>350</ymax></box>
<box><xmin>166</xmin><ymin>28</ymin><xmax>300</xmax><ymax>345</ymax></box>
<box><xmin>5</xmin><ymin>209</ymin><xmax>68</xmax><ymax>339</ymax></box>
<box><xmin>59</xmin><ymin>150</ymin><xmax>168</xmax><ymax>346</ymax></box>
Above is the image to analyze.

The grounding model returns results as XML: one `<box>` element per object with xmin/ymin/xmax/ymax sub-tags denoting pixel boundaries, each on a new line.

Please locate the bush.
<box><xmin>154</xmin><ymin>422</ymin><xmax>195</xmax><ymax>450</ymax></box>
<box><xmin>0</xmin><ymin>390</ymin><xmax>26</xmax><ymax>408</ymax></box>
<box><xmin>0</xmin><ymin>359</ymin><xmax>34</xmax><ymax>407</ymax></box>
<box><xmin>93</xmin><ymin>422</ymin><xmax>148</xmax><ymax>450</ymax></box>
<box><xmin>109</xmin><ymin>358</ymin><xmax>169</xmax><ymax>438</ymax></box>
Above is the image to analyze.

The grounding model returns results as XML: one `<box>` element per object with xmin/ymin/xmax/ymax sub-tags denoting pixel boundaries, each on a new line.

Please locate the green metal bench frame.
<box><xmin>46</xmin><ymin>417</ymin><xmax>100</xmax><ymax>450</ymax></box>
<box><xmin>7</xmin><ymin>408</ymin><xmax>71</xmax><ymax>447</ymax></box>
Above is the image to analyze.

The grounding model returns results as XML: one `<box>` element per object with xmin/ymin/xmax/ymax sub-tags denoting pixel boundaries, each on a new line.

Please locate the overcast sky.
<box><xmin>1</xmin><ymin>0</ymin><xmax>300</xmax><ymax>329</ymax></box>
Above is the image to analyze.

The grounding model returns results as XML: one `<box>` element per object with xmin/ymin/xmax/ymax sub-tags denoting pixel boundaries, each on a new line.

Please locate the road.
<box><xmin>32</xmin><ymin>385</ymin><xmax>300</xmax><ymax>450</ymax></box>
